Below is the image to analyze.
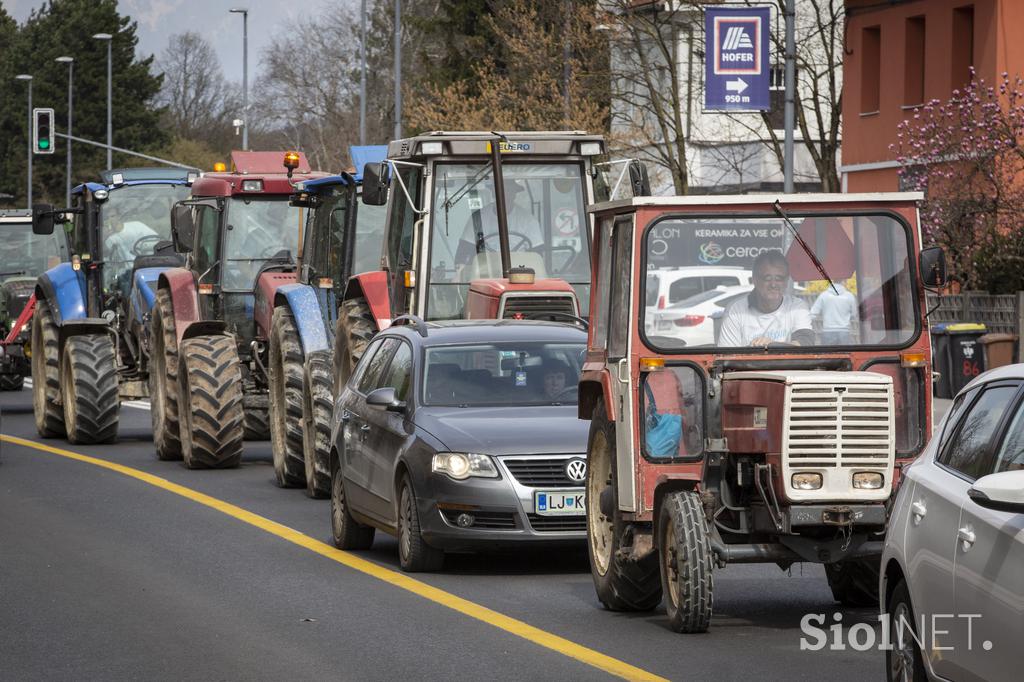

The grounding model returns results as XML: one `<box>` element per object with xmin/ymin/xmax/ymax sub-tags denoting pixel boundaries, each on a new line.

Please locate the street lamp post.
<box><xmin>360</xmin><ymin>0</ymin><xmax>367</xmax><ymax>145</ymax></box>
<box><xmin>93</xmin><ymin>33</ymin><xmax>113</xmax><ymax>170</ymax></box>
<box><xmin>56</xmin><ymin>56</ymin><xmax>74</xmax><ymax>207</ymax></box>
<box><xmin>15</xmin><ymin>74</ymin><xmax>32</xmax><ymax>210</ymax></box>
<box><xmin>230</xmin><ymin>8</ymin><xmax>249</xmax><ymax>150</ymax></box>
<box><xmin>394</xmin><ymin>0</ymin><xmax>401</xmax><ymax>139</ymax></box>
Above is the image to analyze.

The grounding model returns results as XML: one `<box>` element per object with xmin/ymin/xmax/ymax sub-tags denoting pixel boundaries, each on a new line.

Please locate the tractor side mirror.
<box><xmin>361</xmin><ymin>162</ymin><xmax>389</xmax><ymax>206</ymax></box>
<box><xmin>920</xmin><ymin>246</ymin><xmax>946</xmax><ymax>287</ymax></box>
<box><xmin>171</xmin><ymin>202</ymin><xmax>195</xmax><ymax>253</ymax></box>
<box><xmin>32</xmin><ymin>203</ymin><xmax>55</xmax><ymax>235</ymax></box>
<box><xmin>628</xmin><ymin>160</ymin><xmax>651</xmax><ymax>197</ymax></box>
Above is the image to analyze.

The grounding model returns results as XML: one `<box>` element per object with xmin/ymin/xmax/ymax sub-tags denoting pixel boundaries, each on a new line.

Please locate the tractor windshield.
<box><xmin>99</xmin><ymin>183</ymin><xmax>190</xmax><ymax>289</ymax></box>
<box><xmin>222</xmin><ymin>197</ymin><xmax>304</xmax><ymax>290</ymax></box>
<box><xmin>427</xmin><ymin>162</ymin><xmax>590</xmax><ymax>320</ymax></box>
<box><xmin>642</xmin><ymin>213</ymin><xmax>918</xmax><ymax>351</ymax></box>
<box><xmin>0</xmin><ymin>220</ymin><xmax>66</xmax><ymax>282</ymax></box>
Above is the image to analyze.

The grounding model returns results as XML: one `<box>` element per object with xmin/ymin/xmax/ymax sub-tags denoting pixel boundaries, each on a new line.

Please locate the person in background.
<box><xmin>810</xmin><ymin>281</ymin><xmax>858</xmax><ymax>345</ymax></box>
<box><xmin>718</xmin><ymin>251</ymin><xmax>814</xmax><ymax>347</ymax></box>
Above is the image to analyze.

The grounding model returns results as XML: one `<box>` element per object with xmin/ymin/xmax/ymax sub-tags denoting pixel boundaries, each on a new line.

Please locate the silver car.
<box><xmin>881</xmin><ymin>364</ymin><xmax>1024</xmax><ymax>682</ymax></box>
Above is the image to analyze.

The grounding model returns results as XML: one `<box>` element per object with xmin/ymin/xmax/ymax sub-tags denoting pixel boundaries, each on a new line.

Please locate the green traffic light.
<box><xmin>38</xmin><ymin>139</ymin><xmax>50</xmax><ymax>150</ymax></box>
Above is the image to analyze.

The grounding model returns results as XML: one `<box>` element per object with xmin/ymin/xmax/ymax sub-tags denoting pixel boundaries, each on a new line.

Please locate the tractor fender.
<box><xmin>346</xmin><ymin>271</ymin><xmax>392</xmax><ymax>331</ymax></box>
<box><xmin>274</xmin><ymin>283</ymin><xmax>329</xmax><ymax>355</ymax></box>
<box><xmin>35</xmin><ymin>263</ymin><xmax>87</xmax><ymax>326</ymax></box>
<box><xmin>254</xmin><ymin>271</ymin><xmax>298</xmax><ymax>341</ymax></box>
<box><xmin>58</xmin><ymin>318</ymin><xmax>114</xmax><ymax>345</ymax></box>
<box><xmin>131</xmin><ymin>267</ymin><xmax>165</xmax><ymax>319</ymax></box>
<box><xmin>181</xmin><ymin>320</ymin><xmax>228</xmax><ymax>341</ymax></box>
<box><xmin>158</xmin><ymin>268</ymin><xmax>200</xmax><ymax>346</ymax></box>
<box><xmin>578</xmin><ymin>367</ymin><xmax>617</xmax><ymax>422</ymax></box>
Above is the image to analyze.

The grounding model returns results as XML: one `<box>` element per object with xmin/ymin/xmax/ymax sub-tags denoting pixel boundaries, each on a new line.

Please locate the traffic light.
<box><xmin>33</xmin><ymin>108</ymin><xmax>55</xmax><ymax>154</ymax></box>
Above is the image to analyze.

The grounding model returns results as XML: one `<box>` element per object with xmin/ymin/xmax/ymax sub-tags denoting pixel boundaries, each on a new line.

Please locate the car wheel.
<box><xmin>331</xmin><ymin>462</ymin><xmax>375</xmax><ymax>550</ymax></box>
<box><xmin>397</xmin><ymin>474</ymin><xmax>443</xmax><ymax>572</ymax></box>
<box><xmin>886</xmin><ymin>579</ymin><xmax>927</xmax><ymax>682</ymax></box>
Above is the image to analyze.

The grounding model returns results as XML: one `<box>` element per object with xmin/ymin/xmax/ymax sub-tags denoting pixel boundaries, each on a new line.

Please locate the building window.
<box><xmin>861</xmin><ymin>26</ymin><xmax>881</xmax><ymax>113</ymax></box>
<box><xmin>952</xmin><ymin>5</ymin><xmax>975</xmax><ymax>91</ymax></box>
<box><xmin>904</xmin><ymin>16</ymin><xmax>925</xmax><ymax>105</ymax></box>
<box><xmin>768</xmin><ymin>64</ymin><xmax>787</xmax><ymax>131</ymax></box>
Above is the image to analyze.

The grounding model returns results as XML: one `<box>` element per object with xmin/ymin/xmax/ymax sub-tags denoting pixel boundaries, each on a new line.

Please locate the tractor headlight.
<box><xmin>852</xmin><ymin>472</ymin><xmax>884</xmax><ymax>490</ymax></box>
<box><xmin>791</xmin><ymin>472</ymin><xmax>823</xmax><ymax>490</ymax></box>
<box><xmin>432</xmin><ymin>453</ymin><xmax>498</xmax><ymax>480</ymax></box>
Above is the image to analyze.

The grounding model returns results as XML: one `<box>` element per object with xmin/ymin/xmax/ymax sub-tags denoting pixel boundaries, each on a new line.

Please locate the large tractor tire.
<box><xmin>0</xmin><ymin>373</ymin><xmax>24</xmax><ymax>391</ymax></box>
<box><xmin>302</xmin><ymin>351</ymin><xmax>333</xmax><ymax>499</ymax></box>
<box><xmin>825</xmin><ymin>557</ymin><xmax>881</xmax><ymax>607</ymax></box>
<box><xmin>268</xmin><ymin>307</ymin><xmax>306</xmax><ymax>487</ymax></box>
<box><xmin>333</xmin><ymin>297</ymin><xmax>376</xmax><ymax>390</ymax></box>
<box><xmin>586</xmin><ymin>398</ymin><xmax>663</xmax><ymax>612</ymax></box>
<box><xmin>149</xmin><ymin>288</ymin><xmax>182</xmax><ymax>460</ymax></box>
<box><xmin>60</xmin><ymin>334</ymin><xmax>120</xmax><ymax>445</ymax></box>
<box><xmin>31</xmin><ymin>297</ymin><xmax>64</xmax><ymax>438</ymax></box>
<box><xmin>659</xmin><ymin>491</ymin><xmax>714</xmax><ymax>633</ymax></box>
<box><xmin>243</xmin><ymin>401</ymin><xmax>271</xmax><ymax>441</ymax></box>
<box><xmin>178</xmin><ymin>334</ymin><xmax>245</xmax><ymax>469</ymax></box>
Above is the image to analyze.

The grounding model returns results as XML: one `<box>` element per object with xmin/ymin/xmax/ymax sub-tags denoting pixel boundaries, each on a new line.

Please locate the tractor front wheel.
<box><xmin>179</xmin><ymin>334</ymin><xmax>245</xmax><ymax>469</ymax></box>
<box><xmin>659</xmin><ymin>491</ymin><xmax>714</xmax><ymax>633</ymax></box>
<box><xmin>61</xmin><ymin>334</ymin><xmax>119</xmax><ymax>445</ymax></box>
<box><xmin>0</xmin><ymin>373</ymin><xmax>23</xmax><ymax>391</ymax></box>
<box><xmin>302</xmin><ymin>351</ymin><xmax>333</xmax><ymax>498</ymax></box>
<box><xmin>333</xmin><ymin>297</ymin><xmax>376</xmax><ymax>389</ymax></box>
<box><xmin>150</xmin><ymin>288</ymin><xmax>182</xmax><ymax>460</ymax></box>
<box><xmin>31</xmin><ymin>298</ymin><xmax>64</xmax><ymax>438</ymax></box>
<box><xmin>268</xmin><ymin>307</ymin><xmax>305</xmax><ymax>487</ymax></box>
<box><xmin>825</xmin><ymin>557</ymin><xmax>881</xmax><ymax>607</ymax></box>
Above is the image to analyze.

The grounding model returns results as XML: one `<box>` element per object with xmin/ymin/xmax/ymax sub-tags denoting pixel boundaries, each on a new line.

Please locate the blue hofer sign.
<box><xmin>705</xmin><ymin>6</ymin><xmax>771</xmax><ymax>111</ymax></box>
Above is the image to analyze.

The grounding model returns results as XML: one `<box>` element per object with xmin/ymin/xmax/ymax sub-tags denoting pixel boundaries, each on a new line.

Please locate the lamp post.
<box><xmin>230</xmin><ymin>8</ymin><xmax>249</xmax><ymax>150</ymax></box>
<box><xmin>15</xmin><ymin>74</ymin><xmax>32</xmax><ymax>209</ymax></box>
<box><xmin>56</xmin><ymin>56</ymin><xmax>74</xmax><ymax>207</ymax></box>
<box><xmin>360</xmin><ymin>0</ymin><xmax>367</xmax><ymax>145</ymax></box>
<box><xmin>93</xmin><ymin>33</ymin><xmax>113</xmax><ymax>169</ymax></box>
<box><xmin>394</xmin><ymin>0</ymin><xmax>401</xmax><ymax>139</ymax></box>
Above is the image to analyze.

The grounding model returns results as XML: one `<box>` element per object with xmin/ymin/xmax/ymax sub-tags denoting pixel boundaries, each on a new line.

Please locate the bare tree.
<box><xmin>156</xmin><ymin>32</ymin><xmax>235</xmax><ymax>143</ymax></box>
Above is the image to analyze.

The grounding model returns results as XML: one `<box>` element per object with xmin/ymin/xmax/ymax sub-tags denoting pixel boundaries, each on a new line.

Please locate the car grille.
<box><xmin>503</xmin><ymin>458</ymin><xmax>580</xmax><ymax>487</ymax></box>
<box><xmin>440</xmin><ymin>509</ymin><xmax>517</xmax><ymax>530</ymax></box>
<box><xmin>527</xmin><ymin>514</ymin><xmax>586</xmax><ymax>533</ymax></box>
<box><xmin>500</xmin><ymin>294</ymin><xmax>577</xmax><ymax>320</ymax></box>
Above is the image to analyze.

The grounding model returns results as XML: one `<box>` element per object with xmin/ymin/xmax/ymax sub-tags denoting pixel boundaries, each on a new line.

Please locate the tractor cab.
<box><xmin>580</xmin><ymin>192</ymin><xmax>946</xmax><ymax>632</ymax></box>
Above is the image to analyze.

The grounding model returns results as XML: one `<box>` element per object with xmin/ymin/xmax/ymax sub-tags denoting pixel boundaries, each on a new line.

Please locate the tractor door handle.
<box><xmin>359</xmin><ymin>424</ymin><xmax>371</xmax><ymax>432</ymax></box>
<box><xmin>957</xmin><ymin>527</ymin><xmax>976</xmax><ymax>550</ymax></box>
<box><xmin>341</xmin><ymin>410</ymin><xmax>353</xmax><ymax>423</ymax></box>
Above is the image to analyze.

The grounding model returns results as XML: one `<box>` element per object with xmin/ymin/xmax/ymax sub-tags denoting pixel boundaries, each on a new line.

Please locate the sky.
<box><xmin>5</xmin><ymin>0</ymin><xmax>349</xmax><ymax>84</ymax></box>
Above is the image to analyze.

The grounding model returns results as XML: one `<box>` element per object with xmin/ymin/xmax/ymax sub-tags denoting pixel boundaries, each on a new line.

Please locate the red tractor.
<box><xmin>579</xmin><ymin>193</ymin><xmax>945</xmax><ymax>632</ymax></box>
<box><xmin>151</xmin><ymin>151</ymin><xmax>328</xmax><ymax>467</ymax></box>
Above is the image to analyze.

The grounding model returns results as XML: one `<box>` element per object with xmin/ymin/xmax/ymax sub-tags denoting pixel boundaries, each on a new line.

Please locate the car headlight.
<box><xmin>432</xmin><ymin>452</ymin><xmax>498</xmax><ymax>480</ymax></box>
<box><xmin>852</xmin><ymin>472</ymin><xmax>884</xmax><ymax>489</ymax></box>
<box><xmin>791</xmin><ymin>472</ymin><xmax>823</xmax><ymax>490</ymax></box>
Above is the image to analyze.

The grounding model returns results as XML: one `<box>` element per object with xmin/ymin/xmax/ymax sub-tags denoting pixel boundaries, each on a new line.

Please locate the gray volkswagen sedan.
<box><xmin>329</xmin><ymin>318</ymin><xmax>589</xmax><ymax>572</ymax></box>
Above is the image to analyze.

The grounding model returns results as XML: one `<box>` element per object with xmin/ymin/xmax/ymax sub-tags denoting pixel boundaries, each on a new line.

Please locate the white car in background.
<box><xmin>644</xmin><ymin>266</ymin><xmax>752</xmax><ymax>322</ymax></box>
<box><xmin>881</xmin><ymin>364</ymin><xmax>1024</xmax><ymax>682</ymax></box>
<box><xmin>646</xmin><ymin>285</ymin><xmax>753</xmax><ymax>346</ymax></box>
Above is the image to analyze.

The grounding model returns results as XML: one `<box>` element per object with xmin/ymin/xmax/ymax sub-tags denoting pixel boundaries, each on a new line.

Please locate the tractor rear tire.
<box><xmin>31</xmin><ymin>297</ymin><xmax>65</xmax><ymax>438</ymax></box>
<box><xmin>825</xmin><ymin>557</ymin><xmax>881</xmax><ymax>607</ymax></box>
<box><xmin>333</xmin><ymin>297</ymin><xmax>376</xmax><ymax>390</ymax></box>
<box><xmin>268</xmin><ymin>307</ymin><xmax>305</xmax><ymax>487</ymax></box>
<box><xmin>150</xmin><ymin>288</ymin><xmax>182</xmax><ymax>460</ymax></box>
<box><xmin>586</xmin><ymin>398</ymin><xmax>663</xmax><ymax>612</ymax></box>
<box><xmin>659</xmin><ymin>491</ymin><xmax>714</xmax><ymax>633</ymax></box>
<box><xmin>243</xmin><ymin>404</ymin><xmax>271</xmax><ymax>441</ymax></box>
<box><xmin>302</xmin><ymin>350</ymin><xmax>333</xmax><ymax>498</ymax></box>
<box><xmin>61</xmin><ymin>334</ymin><xmax>120</xmax><ymax>445</ymax></box>
<box><xmin>179</xmin><ymin>334</ymin><xmax>245</xmax><ymax>469</ymax></box>
<box><xmin>0</xmin><ymin>373</ymin><xmax>23</xmax><ymax>391</ymax></box>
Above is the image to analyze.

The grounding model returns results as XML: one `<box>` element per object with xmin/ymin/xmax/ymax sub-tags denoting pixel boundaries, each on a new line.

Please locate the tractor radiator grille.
<box><xmin>500</xmin><ymin>294</ymin><xmax>576</xmax><ymax>320</ymax></box>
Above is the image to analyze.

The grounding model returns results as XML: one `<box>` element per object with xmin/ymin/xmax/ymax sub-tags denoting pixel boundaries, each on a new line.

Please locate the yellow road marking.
<box><xmin>0</xmin><ymin>434</ymin><xmax>666</xmax><ymax>682</ymax></box>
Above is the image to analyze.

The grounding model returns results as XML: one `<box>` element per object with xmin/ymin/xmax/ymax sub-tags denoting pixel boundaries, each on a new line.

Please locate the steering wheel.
<box><xmin>550</xmin><ymin>244</ymin><xmax>579</xmax><ymax>274</ymax></box>
<box><xmin>131</xmin><ymin>235</ymin><xmax>163</xmax><ymax>257</ymax></box>
<box><xmin>260</xmin><ymin>245</ymin><xmax>288</xmax><ymax>259</ymax></box>
<box><xmin>483</xmin><ymin>231</ymin><xmax>532</xmax><ymax>253</ymax></box>
<box><xmin>551</xmin><ymin>386</ymin><xmax>579</xmax><ymax>402</ymax></box>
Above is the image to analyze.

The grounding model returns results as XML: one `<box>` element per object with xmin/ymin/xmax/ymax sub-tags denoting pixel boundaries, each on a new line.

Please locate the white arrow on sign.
<box><xmin>726</xmin><ymin>78</ymin><xmax>748</xmax><ymax>94</ymax></box>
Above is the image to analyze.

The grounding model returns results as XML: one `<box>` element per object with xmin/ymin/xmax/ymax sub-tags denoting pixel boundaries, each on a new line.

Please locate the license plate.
<box><xmin>535</xmin><ymin>491</ymin><xmax>585</xmax><ymax>516</ymax></box>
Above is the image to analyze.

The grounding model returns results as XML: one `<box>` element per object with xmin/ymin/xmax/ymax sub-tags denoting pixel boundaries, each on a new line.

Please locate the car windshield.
<box><xmin>423</xmin><ymin>341</ymin><xmax>585</xmax><ymax>406</ymax></box>
<box><xmin>223</xmin><ymin>197</ymin><xmax>304</xmax><ymax>290</ymax></box>
<box><xmin>427</xmin><ymin>162</ymin><xmax>590</xmax><ymax>320</ymax></box>
<box><xmin>643</xmin><ymin>214</ymin><xmax>917</xmax><ymax>350</ymax></box>
<box><xmin>99</xmin><ymin>183</ymin><xmax>190</xmax><ymax>287</ymax></box>
<box><xmin>0</xmin><ymin>220</ymin><xmax>66</xmax><ymax>282</ymax></box>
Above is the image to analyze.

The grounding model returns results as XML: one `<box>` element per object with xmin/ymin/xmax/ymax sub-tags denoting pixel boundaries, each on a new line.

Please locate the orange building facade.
<box><xmin>841</xmin><ymin>0</ymin><xmax>1024</xmax><ymax>192</ymax></box>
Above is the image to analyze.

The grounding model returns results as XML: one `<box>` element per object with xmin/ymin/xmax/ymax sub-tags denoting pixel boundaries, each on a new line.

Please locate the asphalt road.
<box><xmin>0</xmin><ymin>387</ymin><xmax>901</xmax><ymax>681</ymax></box>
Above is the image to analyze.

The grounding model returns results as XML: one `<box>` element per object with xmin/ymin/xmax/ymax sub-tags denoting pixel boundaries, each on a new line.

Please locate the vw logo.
<box><xmin>565</xmin><ymin>458</ymin><xmax>587</xmax><ymax>483</ymax></box>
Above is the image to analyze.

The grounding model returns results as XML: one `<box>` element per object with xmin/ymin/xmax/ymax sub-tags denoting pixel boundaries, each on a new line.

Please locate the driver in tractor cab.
<box><xmin>103</xmin><ymin>207</ymin><xmax>158</xmax><ymax>266</ymax></box>
<box><xmin>454</xmin><ymin>179</ymin><xmax>543</xmax><ymax>267</ymax></box>
<box><xmin>718</xmin><ymin>250</ymin><xmax>814</xmax><ymax>347</ymax></box>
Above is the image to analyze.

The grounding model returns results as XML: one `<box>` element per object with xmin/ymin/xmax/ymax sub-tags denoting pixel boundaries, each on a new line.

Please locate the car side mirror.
<box><xmin>361</xmin><ymin>162</ymin><xmax>388</xmax><ymax>206</ymax></box>
<box><xmin>32</xmin><ymin>203</ymin><xmax>55</xmax><ymax>235</ymax></box>
<box><xmin>628</xmin><ymin>160</ymin><xmax>651</xmax><ymax>198</ymax></box>
<box><xmin>967</xmin><ymin>470</ymin><xmax>1024</xmax><ymax>513</ymax></box>
<box><xmin>171</xmin><ymin>202</ymin><xmax>195</xmax><ymax>253</ymax></box>
<box><xmin>366</xmin><ymin>386</ymin><xmax>406</xmax><ymax>413</ymax></box>
<box><xmin>920</xmin><ymin>246</ymin><xmax>946</xmax><ymax>288</ymax></box>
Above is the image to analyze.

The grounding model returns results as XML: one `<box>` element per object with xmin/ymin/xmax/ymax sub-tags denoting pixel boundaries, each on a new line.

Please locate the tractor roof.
<box><xmin>99</xmin><ymin>167</ymin><xmax>200</xmax><ymax>184</ymax></box>
<box><xmin>301</xmin><ymin>145</ymin><xmax>389</xmax><ymax>193</ymax></box>
<box><xmin>588</xmin><ymin>192</ymin><xmax>925</xmax><ymax>215</ymax></box>
<box><xmin>385</xmin><ymin>130</ymin><xmax>605</xmax><ymax>160</ymax></box>
<box><xmin>191</xmin><ymin>150</ymin><xmax>327</xmax><ymax>197</ymax></box>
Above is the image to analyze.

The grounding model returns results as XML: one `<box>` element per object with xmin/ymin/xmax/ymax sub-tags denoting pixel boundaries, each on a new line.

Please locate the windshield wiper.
<box><xmin>773</xmin><ymin>201</ymin><xmax>839</xmax><ymax>295</ymax></box>
<box><xmin>444</xmin><ymin>162</ymin><xmax>493</xmax><ymax>211</ymax></box>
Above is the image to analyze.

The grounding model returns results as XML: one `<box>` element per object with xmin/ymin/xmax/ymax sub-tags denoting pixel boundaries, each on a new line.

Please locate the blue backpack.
<box><xmin>644</xmin><ymin>381</ymin><xmax>683</xmax><ymax>458</ymax></box>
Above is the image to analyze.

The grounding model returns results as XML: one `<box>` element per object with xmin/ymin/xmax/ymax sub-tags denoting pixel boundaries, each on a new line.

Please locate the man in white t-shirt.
<box><xmin>718</xmin><ymin>251</ymin><xmax>814</xmax><ymax>347</ymax></box>
<box><xmin>810</xmin><ymin>281</ymin><xmax>858</xmax><ymax>345</ymax></box>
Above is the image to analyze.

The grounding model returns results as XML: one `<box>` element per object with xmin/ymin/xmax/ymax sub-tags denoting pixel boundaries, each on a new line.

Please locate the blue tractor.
<box><xmin>30</xmin><ymin>167</ymin><xmax>198</xmax><ymax>444</ymax></box>
<box><xmin>266</xmin><ymin>146</ymin><xmax>388</xmax><ymax>497</ymax></box>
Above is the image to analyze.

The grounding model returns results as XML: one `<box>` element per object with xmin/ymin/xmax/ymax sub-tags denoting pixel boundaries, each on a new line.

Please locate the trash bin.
<box><xmin>947</xmin><ymin>323</ymin><xmax>987</xmax><ymax>395</ymax></box>
<box><xmin>979</xmin><ymin>332</ymin><xmax>1018</xmax><ymax>370</ymax></box>
<box><xmin>930</xmin><ymin>323</ymin><xmax>952</xmax><ymax>399</ymax></box>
